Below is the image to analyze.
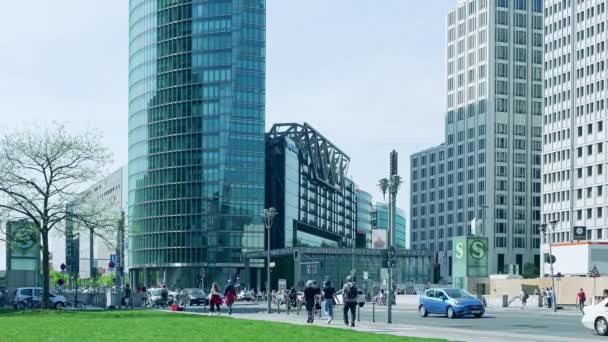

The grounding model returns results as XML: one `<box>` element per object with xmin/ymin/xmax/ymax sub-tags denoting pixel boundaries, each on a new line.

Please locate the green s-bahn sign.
<box><xmin>452</xmin><ymin>236</ymin><xmax>489</xmax><ymax>289</ymax></box>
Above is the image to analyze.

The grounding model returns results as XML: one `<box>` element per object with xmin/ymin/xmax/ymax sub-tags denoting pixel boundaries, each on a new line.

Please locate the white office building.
<box><xmin>542</xmin><ymin>0</ymin><xmax>608</xmax><ymax>275</ymax></box>
<box><xmin>76</xmin><ymin>167</ymin><xmax>128</xmax><ymax>278</ymax></box>
<box><xmin>410</xmin><ymin>0</ymin><xmax>544</xmax><ymax>282</ymax></box>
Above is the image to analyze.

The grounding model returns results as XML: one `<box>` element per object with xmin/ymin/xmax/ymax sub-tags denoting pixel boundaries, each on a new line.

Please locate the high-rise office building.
<box><xmin>541</xmin><ymin>1</ymin><xmax>608</xmax><ymax>262</ymax></box>
<box><xmin>356</xmin><ymin>189</ymin><xmax>373</xmax><ymax>248</ymax></box>
<box><xmin>371</xmin><ymin>203</ymin><xmax>407</xmax><ymax>249</ymax></box>
<box><xmin>265</xmin><ymin>123</ymin><xmax>356</xmax><ymax>249</ymax></box>
<box><xmin>410</xmin><ymin>0</ymin><xmax>544</xmax><ymax>281</ymax></box>
<box><xmin>128</xmin><ymin>0</ymin><xmax>266</xmax><ymax>288</ymax></box>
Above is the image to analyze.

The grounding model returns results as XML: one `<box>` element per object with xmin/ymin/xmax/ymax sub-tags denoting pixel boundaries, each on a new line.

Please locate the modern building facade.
<box><xmin>128</xmin><ymin>0</ymin><xmax>266</xmax><ymax>289</ymax></box>
<box><xmin>541</xmin><ymin>0</ymin><xmax>608</xmax><ymax>250</ymax></box>
<box><xmin>410</xmin><ymin>0</ymin><xmax>544</xmax><ymax>281</ymax></box>
<box><xmin>356</xmin><ymin>189</ymin><xmax>373</xmax><ymax>248</ymax></box>
<box><xmin>265</xmin><ymin>123</ymin><xmax>356</xmax><ymax>250</ymax></box>
<box><xmin>371</xmin><ymin>203</ymin><xmax>407</xmax><ymax>249</ymax></box>
<box><xmin>244</xmin><ymin>247</ymin><xmax>433</xmax><ymax>292</ymax></box>
<box><xmin>69</xmin><ymin>167</ymin><xmax>128</xmax><ymax>279</ymax></box>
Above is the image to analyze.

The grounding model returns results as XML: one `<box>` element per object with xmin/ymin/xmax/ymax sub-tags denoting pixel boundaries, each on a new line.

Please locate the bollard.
<box><xmin>277</xmin><ymin>300</ymin><xmax>280</xmax><ymax>314</ymax></box>
<box><xmin>357</xmin><ymin>304</ymin><xmax>360</xmax><ymax>322</ymax></box>
<box><xmin>372</xmin><ymin>301</ymin><xmax>375</xmax><ymax>323</ymax></box>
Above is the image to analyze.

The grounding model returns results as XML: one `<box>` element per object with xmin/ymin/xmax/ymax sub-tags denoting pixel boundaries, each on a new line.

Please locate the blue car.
<box><xmin>418</xmin><ymin>288</ymin><xmax>485</xmax><ymax>318</ymax></box>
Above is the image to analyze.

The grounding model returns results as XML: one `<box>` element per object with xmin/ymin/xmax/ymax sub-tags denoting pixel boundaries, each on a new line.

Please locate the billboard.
<box><xmin>6</xmin><ymin>220</ymin><xmax>40</xmax><ymax>272</ymax></box>
<box><xmin>372</xmin><ymin>229</ymin><xmax>387</xmax><ymax>249</ymax></box>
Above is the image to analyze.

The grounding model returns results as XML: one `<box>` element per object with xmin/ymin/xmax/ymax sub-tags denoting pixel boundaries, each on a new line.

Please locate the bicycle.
<box><xmin>64</xmin><ymin>300</ymin><xmax>86</xmax><ymax>309</ymax></box>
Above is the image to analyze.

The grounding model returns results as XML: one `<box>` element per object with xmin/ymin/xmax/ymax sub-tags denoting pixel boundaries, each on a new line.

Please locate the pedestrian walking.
<box><xmin>577</xmin><ymin>288</ymin><xmax>586</xmax><ymax>313</ymax></box>
<box><xmin>520</xmin><ymin>285</ymin><xmax>528</xmax><ymax>309</ymax></box>
<box><xmin>342</xmin><ymin>276</ymin><xmax>358</xmax><ymax>327</ymax></box>
<box><xmin>322</xmin><ymin>280</ymin><xmax>336</xmax><ymax>324</ymax></box>
<box><xmin>224</xmin><ymin>280</ymin><xmax>237</xmax><ymax>315</ymax></box>
<box><xmin>547</xmin><ymin>287</ymin><xmax>553</xmax><ymax>308</ymax></box>
<box><xmin>160</xmin><ymin>285</ymin><xmax>169</xmax><ymax>307</ymax></box>
<box><xmin>123</xmin><ymin>284</ymin><xmax>132</xmax><ymax>309</ymax></box>
<box><xmin>304</xmin><ymin>280</ymin><xmax>317</xmax><ymax>323</ymax></box>
<box><xmin>141</xmin><ymin>286</ymin><xmax>148</xmax><ymax>307</ymax></box>
<box><xmin>209</xmin><ymin>283</ymin><xmax>222</xmax><ymax>314</ymax></box>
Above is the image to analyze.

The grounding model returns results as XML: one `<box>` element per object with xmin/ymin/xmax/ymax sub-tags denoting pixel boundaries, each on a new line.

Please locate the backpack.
<box><xmin>347</xmin><ymin>284</ymin><xmax>358</xmax><ymax>301</ymax></box>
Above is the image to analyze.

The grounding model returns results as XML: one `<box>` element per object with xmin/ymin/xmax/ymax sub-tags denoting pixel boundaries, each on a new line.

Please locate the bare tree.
<box><xmin>0</xmin><ymin>123</ymin><xmax>113</xmax><ymax>309</ymax></box>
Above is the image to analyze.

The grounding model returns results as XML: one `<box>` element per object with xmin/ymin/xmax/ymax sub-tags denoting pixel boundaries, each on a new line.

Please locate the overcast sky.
<box><xmin>0</xmin><ymin>1</ymin><xmax>453</xmax><ymax>268</ymax></box>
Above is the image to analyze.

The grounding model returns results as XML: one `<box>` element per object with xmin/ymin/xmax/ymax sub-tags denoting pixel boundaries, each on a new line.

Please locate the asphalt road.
<box><xmin>354</xmin><ymin>305</ymin><xmax>604</xmax><ymax>341</ymax></box>
<box><xmin>171</xmin><ymin>302</ymin><xmax>604</xmax><ymax>341</ymax></box>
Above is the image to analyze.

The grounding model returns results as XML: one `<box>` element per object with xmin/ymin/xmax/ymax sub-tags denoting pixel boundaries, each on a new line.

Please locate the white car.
<box><xmin>582</xmin><ymin>297</ymin><xmax>608</xmax><ymax>335</ymax></box>
<box><xmin>12</xmin><ymin>287</ymin><xmax>67</xmax><ymax>309</ymax></box>
<box><xmin>237</xmin><ymin>290</ymin><xmax>253</xmax><ymax>301</ymax></box>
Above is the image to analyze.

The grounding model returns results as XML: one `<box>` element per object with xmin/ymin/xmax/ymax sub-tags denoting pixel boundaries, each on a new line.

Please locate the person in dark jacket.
<box><xmin>323</xmin><ymin>280</ymin><xmax>336</xmax><ymax>324</ymax></box>
<box><xmin>304</xmin><ymin>280</ymin><xmax>317</xmax><ymax>323</ymax></box>
<box><xmin>342</xmin><ymin>276</ymin><xmax>358</xmax><ymax>327</ymax></box>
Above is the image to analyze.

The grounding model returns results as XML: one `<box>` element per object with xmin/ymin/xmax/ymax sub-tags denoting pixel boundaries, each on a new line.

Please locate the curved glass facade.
<box><xmin>356</xmin><ymin>189</ymin><xmax>372</xmax><ymax>248</ymax></box>
<box><xmin>128</xmin><ymin>0</ymin><xmax>266</xmax><ymax>287</ymax></box>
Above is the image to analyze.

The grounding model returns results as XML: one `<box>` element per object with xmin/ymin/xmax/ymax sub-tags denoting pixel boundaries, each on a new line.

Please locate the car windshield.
<box><xmin>443</xmin><ymin>289</ymin><xmax>474</xmax><ymax>299</ymax></box>
<box><xmin>150</xmin><ymin>289</ymin><xmax>161</xmax><ymax>296</ymax></box>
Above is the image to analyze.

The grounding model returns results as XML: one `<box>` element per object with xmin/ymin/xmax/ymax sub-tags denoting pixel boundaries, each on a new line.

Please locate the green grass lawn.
<box><xmin>0</xmin><ymin>310</ymin><xmax>445</xmax><ymax>342</ymax></box>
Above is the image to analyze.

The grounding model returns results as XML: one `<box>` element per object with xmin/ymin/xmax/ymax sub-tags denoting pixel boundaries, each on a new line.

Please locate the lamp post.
<box><xmin>263</xmin><ymin>207</ymin><xmax>278</xmax><ymax>314</ymax></box>
<box><xmin>378</xmin><ymin>150</ymin><xmax>402</xmax><ymax>324</ymax></box>
<box><xmin>541</xmin><ymin>221</ymin><xmax>558</xmax><ymax>313</ymax></box>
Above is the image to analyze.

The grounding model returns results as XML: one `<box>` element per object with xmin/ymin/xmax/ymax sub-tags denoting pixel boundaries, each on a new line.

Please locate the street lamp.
<box><xmin>377</xmin><ymin>150</ymin><xmax>402</xmax><ymax>324</ymax></box>
<box><xmin>541</xmin><ymin>221</ymin><xmax>558</xmax><ymax>313</ymax></box>
<box><xmin>263</xmin><ymin>207</ymin><xmax>278</xmax><ymax>314</ymax></box>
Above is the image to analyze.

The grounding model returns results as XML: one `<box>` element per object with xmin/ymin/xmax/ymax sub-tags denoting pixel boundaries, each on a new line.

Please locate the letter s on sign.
<box><xmin>469</xmin><ymin>240</ymin><xmax>487</xmax><ymax>260</ymax></box>
<box><xmin>455</xmin><ymin>242</ymin><xmax>464</xmax><ymax>259</ymax></box>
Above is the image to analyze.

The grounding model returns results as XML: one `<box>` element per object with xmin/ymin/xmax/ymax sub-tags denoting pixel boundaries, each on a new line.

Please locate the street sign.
<box><xmin>590</xmin><ymin>265</ymin><xmax>601</xmax><ymax>278</ymax></box>
<box><xmin>235</xmin><ymin>275</ymin><xmax>241</xmax><ymax>286</ymax></box>
<box><xmin>110</xmin><ymin>254</ymin><xmax>118</xmax><ymax>263</ymax></box>
<box><xmin>363</xmin><ymin>271</ymin><xmax>369</xmax><ymax>280</ymax></box>
<box><xmin>108</xmin><ymin>261</ymin><xmax>115</xmax><ymax>269</ymax></box>
<box><xmin>574</xmin><ymin>226</ymin><xmax>587</xmax><ymax>241</ymax></box>
<box><xmin>269</xmin><ymin>262</ymin><xmax>276</xmax><ymax>268</ymax></box>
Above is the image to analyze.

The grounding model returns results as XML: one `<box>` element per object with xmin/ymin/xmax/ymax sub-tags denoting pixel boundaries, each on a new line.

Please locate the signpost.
<box><xmin>590</xmin><ymin>265</ymin><xmax>600</xmax><ymax>304</ymax></box>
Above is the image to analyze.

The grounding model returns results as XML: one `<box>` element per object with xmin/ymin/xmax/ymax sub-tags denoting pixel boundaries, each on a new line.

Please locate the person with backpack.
<box><xmin>577</xmin><ymin>288</ymin><xmax>586</xmax><ymax>313</ymax></box>
<box><xmin>342</xmin><ymin>276</ymin><xmax>358</xmax><ymax>327</ymax></box>
<box><xmin>224</xmin><ymin>280</ymin><xmax>237</xmax><ymax>315</ymax></box>
<box><xmin>520</xmin><ymin>285</ymin><xmax>528</xmax><ymax>309</ymax></box>
<box><xmin>322</xmin><ymin>280</ymin><xmax>336</xmax><ymax>324</ymax></box>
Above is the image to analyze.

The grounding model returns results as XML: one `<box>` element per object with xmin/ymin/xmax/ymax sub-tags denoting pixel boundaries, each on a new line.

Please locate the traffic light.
<box><xmin>543</xmin><ymin>253</ymin><xmax>556</xmax><ymax>264</ymax></box>
<box><xmin>294</xmin><ymin>250</ymin><xmax>299</xmax><ymax>261</ymax></box>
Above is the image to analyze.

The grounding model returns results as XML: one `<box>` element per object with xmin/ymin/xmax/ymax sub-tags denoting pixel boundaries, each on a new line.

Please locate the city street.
<box><xmin>209</xmin><ymin>303</ymin><xmax>606</xmax><ymax>342</ymax></box>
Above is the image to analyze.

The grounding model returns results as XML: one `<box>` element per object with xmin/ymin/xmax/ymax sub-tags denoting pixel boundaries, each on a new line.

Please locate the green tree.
<box><xmin>0</xmin><ymin>123</ymin><xmax>114</xmax><ymax>309</ymax></box>
<box><xmin>522</xmin><ymin>262</ymin><xmax>540</xmax><ymax>279</ymax></box>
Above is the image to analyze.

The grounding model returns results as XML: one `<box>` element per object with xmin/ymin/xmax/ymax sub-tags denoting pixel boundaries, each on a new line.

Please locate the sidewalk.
<box><xmin>222</xmin><ymin>311</ymin><xmax>591</xmax><ymax>342</ymax></box>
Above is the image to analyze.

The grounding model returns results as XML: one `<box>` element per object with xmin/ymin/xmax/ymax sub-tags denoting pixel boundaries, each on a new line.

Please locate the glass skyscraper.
<box><xmin>128</xmin><ymin>0</ymin><xmax>266</xmax><ymax>288</ymax></box>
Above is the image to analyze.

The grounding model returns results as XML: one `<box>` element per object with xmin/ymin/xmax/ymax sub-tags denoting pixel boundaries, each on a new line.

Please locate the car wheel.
<box><xmin>474</xmin><ymin>313</ymin><xmax>484</xmax><ymax>318</ymax></box>
<box><xmin>419</xmin><ymin>305</ymin><xmax>428</xmax><ymax>317</ymax></box>
<box><xmin>446</xmin><ymin>306</ymin><xmax>456</xmax><ymax>319</ymax></box>
<box><xmin>54</xmin><ymin>302</ymin><xmax>65</xmax><ymax>310</ymax></box>
<box><xmin>16</xmin><ymin>302</ymin><xmax>25</xmax><ymax>310</ymax></box>
<box><xmin>595</xmin><ymin>317</ymin><xmax>608</xmax><ymax>336</ymax></box>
